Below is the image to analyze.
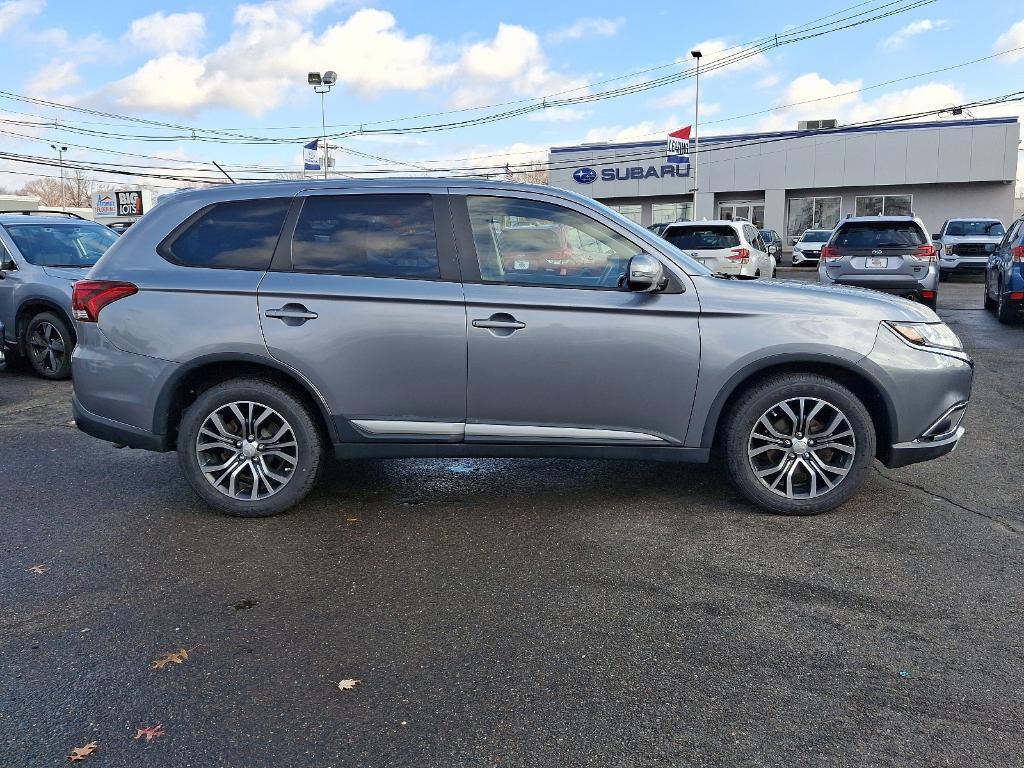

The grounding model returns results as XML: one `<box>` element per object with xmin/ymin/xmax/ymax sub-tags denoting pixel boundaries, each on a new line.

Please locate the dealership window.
<box><xmin>606</xmin><ymin>204</ymin><xmax>642</xmax><ymax>225</ymax></box>
<box><xmin>651</xmin><ymin>202</ymin><xmax>693</xmax><ymax>225</ymax></box>
<box><xmin>855</xmin><ymin>194</ymin><xmax>913</xmax><ymax>217</ymax></box>
<box><xmin>720</xmin><ymin>203</ymin><xmax>765</xmax><ymax>228</ymax></box>
<box><xmin>466</xmin><ymin>196</ymin><xmax>640</xmax><ymax>289</ymax></box>
<box><xmin>786</xmin><ymin>197</ymin><xmax>841</xmax><ymax>244</ymax></box>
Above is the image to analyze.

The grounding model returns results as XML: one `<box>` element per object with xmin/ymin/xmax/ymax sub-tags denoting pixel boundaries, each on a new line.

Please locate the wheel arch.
<box><xmin>15</xmin><ymin>297</ymin><xmax>75</xmax><ymax>350</ymax></box>
<box><xmin>700</xmin><ymin>355</ymin><xmax>896</xmax><ymax>460</ymax></box>
<box><xmin>154</xmin><ymin>353</ymin><xmax>338</xmax><ymax>450</ymax></box>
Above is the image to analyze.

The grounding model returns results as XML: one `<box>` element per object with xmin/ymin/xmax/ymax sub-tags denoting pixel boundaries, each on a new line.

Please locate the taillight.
<box><xmin>1012</xmin><ymin>245</ymin><xmax>1024</xmax><ymax>263</ymax></box>
<box><xmin>914</xmin><ymin>244</ymin><xmax>937</xmax><ymax>263</ymax></box>
<box><xmin>72</xmin><ymin>280</ymin><xmax>138</xmax><ymax>322</ymax></box>
<box><xmin>821</xmin><ymin>246</ymin><xmax>841</xmax><ymax>261</ymax></box>
<box><xmin>727</xmin><ymin>247</ymin><xmax>750</xmax><ymax>263</ymax></box>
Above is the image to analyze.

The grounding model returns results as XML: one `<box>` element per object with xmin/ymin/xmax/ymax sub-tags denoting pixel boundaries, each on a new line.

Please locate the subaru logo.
<box><xmin>572</xmin><ymin>167</ymin><xmax>597</xmax><ymax>184</ymax></box>
<box><xmin>871</xmin><ymin>249</ymin><xmax>883</xmax><ymax>255</ymax></box>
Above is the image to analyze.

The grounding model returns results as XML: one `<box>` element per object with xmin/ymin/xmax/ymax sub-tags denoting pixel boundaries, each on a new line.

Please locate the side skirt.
<box><xmin>333</xmin><ymin>442</ymin><xmax>710</xmax><ymax>463</ymax></box>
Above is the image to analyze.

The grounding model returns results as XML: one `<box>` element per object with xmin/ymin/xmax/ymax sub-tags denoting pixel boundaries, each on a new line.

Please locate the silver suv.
<box><xmin>71</xmin><ymin>180</ymin><xmax>973</xmax><ymax>518</ymax></box>
<box><xmin>0</xmin><ymin>211</ymin><xmax>119</xmax><ymax>378</ymax></box>
<box><xmin>819</xmin><ymin>215</ymin><xmax>940</xmax><ymax>310</ymax></box>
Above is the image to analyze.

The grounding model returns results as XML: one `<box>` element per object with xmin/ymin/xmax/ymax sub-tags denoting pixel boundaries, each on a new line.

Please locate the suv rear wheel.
<box><xmin>722</xmin><ymin>373</ymin><xmax>875</xmax><ymax>515</ymax></box>
<box><xmin>24</xmin><ymin>311</ymin><xmax>73</xmax><ymax>380</ymax></box>
<box><xmin>176</xmin><ymin>378</ymin><xmax>324</xmax><ymax>517</ymax></box>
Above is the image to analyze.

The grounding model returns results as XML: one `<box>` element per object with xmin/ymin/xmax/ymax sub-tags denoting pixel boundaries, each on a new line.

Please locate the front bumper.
<box><xmin>886</xmin><ymin>426</ymin><xmax>965</xmax><ymax>468</ymax></box>
<box><xmin>939</xmin><ymin>256</ymin><xmax>987</xmax><ymax>272</ymax></box>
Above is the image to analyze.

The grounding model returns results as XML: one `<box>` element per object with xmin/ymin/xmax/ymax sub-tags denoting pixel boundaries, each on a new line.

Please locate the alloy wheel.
<box><xmin>28</xmin><ymin>321</ymin><xmax>66</xmax><ymax>374</ymax></box>
<box><xmin>747</xmin><ymin>397</ymin><xmax>857</xmax><ymax>499</ymax></box>
<box><xmin>195</xmin><ymin>401</ymin><xmax>299</xmax><ymax>501</ymax></box>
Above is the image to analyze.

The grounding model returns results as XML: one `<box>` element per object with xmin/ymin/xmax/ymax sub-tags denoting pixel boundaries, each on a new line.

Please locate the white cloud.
<box><xmin>0</xmin><ymin>0</ymin><xmax>42</xmax><ymax>34</ymax></box>
<box><xmin>93</xmin><ymin>3</ymin><xmax>585</xmax><ymax>117</ymax></box>
<box><xmin>993</xmin><ymin>19</ymin><xmax>1024</xmax><ymax>63</ymax></box>
<box><xmin>755</xmin><ymin>73</ymin><xmax>781</xmax><ymax>89</ymax></box>
<box><xmin>126</xmin><ymin>11</ymin><xmax>206</xmax><ymax>54</ymax></box>
<box><xmin>99</xmin><ymin>4</ymin><xmax>455</xmax><ymax>116</ymax></box>
<box><xmin>526</xmin><ymin>107</ymin><xmax>589</xmax><ymax>123</ymax></box>
<box><xmin>880</xmin><ymin>19</ymin><xmax>948</xmax><ymax>50</ymax></box>
<box><xmin>450</xmin><ymin>23</ymin><xmax>587</xmax><ymax>109</ymax></box>
<box><xmin>755</xmin><ymin>72</ymin><xmax>962</xmax><ymax>132</ymax></box>
<box><xmin>548</xmin><ymin>17</ymin><xmax>624</xmax><ymax>42</ymax></box>
<box><xmin>583</xmin><ymin>116</ymin><xmax>684</xmax><ymax>144</ymax></box>
<box><xmin>26</xmin><ymin>59</ymin><xmax>81</xmax><ymax>95</ymax></box>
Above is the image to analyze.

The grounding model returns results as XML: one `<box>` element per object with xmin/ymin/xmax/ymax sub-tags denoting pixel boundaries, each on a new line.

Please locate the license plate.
<box><xmin>513</xmin><ymin>259</ymin><xmax>530</xmax><ymax>271</ymax></box>
<box><xmin>866</xmin><ymin>257</ymin><xmax>888</xmax><ymax>269</ymax></box>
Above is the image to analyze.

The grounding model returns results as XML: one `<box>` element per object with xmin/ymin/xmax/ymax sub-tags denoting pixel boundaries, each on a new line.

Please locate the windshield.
<box><xmin>945</xmin><ymin>220</ymin><xmax>1004</xmax><ymax>237</ymax></box>
<box><xmin>6</xmin><ymin>222</ymin><xmax>118</xmax><ymax>267</ymax></box>
<box><xmin>664</xmin><ymin>225</ymin><xmax>740</xmax><ymax>250</ymax></box>
<box><xmin>800</xmin><ymin>230</ymin><xmax>831</xmax><ymax>243</ymax></box>
<box><xmin>833</xmin><ymin>221</ymin><xmax>926</xmax><ymax>248</ymax></box>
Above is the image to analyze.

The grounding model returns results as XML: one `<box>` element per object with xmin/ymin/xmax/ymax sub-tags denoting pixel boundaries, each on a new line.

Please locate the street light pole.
<box><xmin>308</xmin><ymin>71</ymin><xmax>338</xmax><ymax>181</ymax></box>
<box><xmin>690</xmin><ymin>50</ymin><xmax>702</xmax><ymax>203</ymax></box>
<box><xmin>51</xmin><ymin>144</ymin><xmax>67</xmax><ymax>211</ymax></box>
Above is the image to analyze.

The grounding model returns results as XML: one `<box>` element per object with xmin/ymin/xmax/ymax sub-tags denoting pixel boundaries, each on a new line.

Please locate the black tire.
<box><xmin>996</xmin><ymin>286</ymin><xmax>1019</xmax><ymax>324</ymax></box>
<box><xmin>921</xmin><ymin>295</ymin><xmax>938</xmax><ymax>311</ymax></box>
<box><xmin>176</xmin><ymin>378</ymin><xmax>324</xmax><ymax>517</ymax></box>
<box><xmin>984</xmin><ymin>282</ymin><xmax>997</xmax><ymax>311</ymax></box>
<box><xmin>772</xmin><ymin>268</ymin><xmax>778</xmax><ymax>279</ymax></box>
<box><xmin>24</xmin><ymin>311</ymin><xmax>73</xmax><ymax>380</ymax></box>
<box><xmin>721</xmin><ymin>373</ymin><xmax>876</xmax><ymax>516</ymax></box>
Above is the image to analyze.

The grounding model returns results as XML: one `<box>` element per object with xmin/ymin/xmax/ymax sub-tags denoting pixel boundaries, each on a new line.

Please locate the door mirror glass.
<box><xmin>0</xmin><ymin>257</ymin><xmax>13</xmax><ymax>273</ymax></box>
<box><xmin>768</xmin><ymin>244</ymin><xmax>780</xmax><ymax>255</ymax></box>
<box><xmin>931</xmin><ymin>233</ymin><xmax>941</xmax><ymax>241</ymax></box>
<box><xmin>624</xmin><ymin>254</ymin><xmax>665</xmax><ymax>293</ymax></box>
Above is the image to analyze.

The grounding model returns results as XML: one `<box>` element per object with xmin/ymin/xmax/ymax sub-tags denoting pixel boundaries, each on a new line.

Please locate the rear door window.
<box><xmin>664</xmin><ymin>225</ymin><xmax>740</xmax><ymax>250</ymax></box>
<box><xmin>291</xmin><ymin>194</ymin><xmax>440</xmax><ymax>279</ymax></box>
<box><xmin>161</xmin><ymin>198</ymin><xmax>290</xmax><ymax>270</ymax></box>
<box><xmin>833</xmin><ymin>222</ymin><xmax>926</xmax><ymax>248</ymax></box>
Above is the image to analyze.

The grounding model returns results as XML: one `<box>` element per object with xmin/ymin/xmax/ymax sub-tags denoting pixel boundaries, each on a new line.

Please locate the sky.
<box><xmin>0</xmin><ymin>0</ymin><xmax>1023</xmax><ymax>193</ymax></box>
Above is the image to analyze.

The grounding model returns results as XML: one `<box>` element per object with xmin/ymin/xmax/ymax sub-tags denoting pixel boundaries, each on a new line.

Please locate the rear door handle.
<box><xmin>265</xmin><ymin>304</ymin><xmax>318</xmax><ymax>324</ymax></box>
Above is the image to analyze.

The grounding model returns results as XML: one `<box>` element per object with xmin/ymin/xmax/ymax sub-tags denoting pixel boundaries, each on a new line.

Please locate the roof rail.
<box><xmin>0</xmin><ymin>209</ymin><xmax>85</xmax><ymax>219</ymax></box>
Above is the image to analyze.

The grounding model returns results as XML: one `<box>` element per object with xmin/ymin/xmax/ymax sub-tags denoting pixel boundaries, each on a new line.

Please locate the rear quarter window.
<box><xmin>160</xmin><ymin>198</ymin><xmax>291</xmax><ymax>270</ymax></box>
<box><xmin>833</xmin><ymin>222</ymin><xmax>926</xmax><ymax>248</ymax></box>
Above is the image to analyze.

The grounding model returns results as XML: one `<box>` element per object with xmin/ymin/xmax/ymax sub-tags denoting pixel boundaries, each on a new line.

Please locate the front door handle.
<box><xmin>266</xmin><ymin>304</ymin><xmax>318</xmax><ymax>325</ymax></box>
<box><xmin>472</xmin><ymin>313</ymin><xmax>526</xmax><ymax>336</ymax></box>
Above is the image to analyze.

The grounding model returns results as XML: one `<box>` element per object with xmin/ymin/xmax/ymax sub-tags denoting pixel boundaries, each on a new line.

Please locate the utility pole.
<box><xmin>51</xmin><ymin>144</ymin><xmax>67</xmax><ymax>210</ymax></box>
<box><xmin>690</xmin><ymin>50</ymin><xmax>702</xmax><ymax>202</ymax></box>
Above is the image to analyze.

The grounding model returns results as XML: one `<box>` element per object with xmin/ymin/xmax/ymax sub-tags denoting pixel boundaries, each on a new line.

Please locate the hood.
<box><xmin>694</xmin><ymin>275</ymin><xmax>939</xmax><ymax>323</ymax></box>
<box><xmin>941</xmin><ymin>235</ymin><xmax>1002</xmax><ymax>244</ymax></box>
<box><xmin>42</xmin><ymin>266</ymin><xmax>91</xmax><ymax>281</ymax></box>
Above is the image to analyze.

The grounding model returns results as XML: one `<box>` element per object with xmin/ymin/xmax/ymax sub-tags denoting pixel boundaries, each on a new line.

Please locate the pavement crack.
<box><xmin>875</xmin><ymin>467</ymin><xmax>1023</xmax><ymax>535</ymax></box>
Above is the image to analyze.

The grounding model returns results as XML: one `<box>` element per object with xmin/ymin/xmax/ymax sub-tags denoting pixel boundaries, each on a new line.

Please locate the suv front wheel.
<box><xmin>177</xmin><ymin>378</ymin><xmax>324</xmax><ymax>517</ymax></box>
<box><xmin>722</xmin><ymin>373</ymin><xmax>875</xmax><ymax>515</ymax></box>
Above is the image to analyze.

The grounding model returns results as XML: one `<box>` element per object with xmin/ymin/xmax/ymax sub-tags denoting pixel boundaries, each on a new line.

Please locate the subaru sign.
<box><xmin>572</xmin><ymin>167</ymin><xmax>598</xmax><ymax>184</ymax></box>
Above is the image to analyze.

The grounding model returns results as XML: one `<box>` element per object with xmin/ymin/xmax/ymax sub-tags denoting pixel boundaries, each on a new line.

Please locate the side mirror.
<box><xmin>624</xmin><ymin>253</ymin><xmax>666</xmax><ymax>293</ymax></box>
<box><xmin>768</xmin><ymin>244</ymin><xmax>780</xmax><ymax>255</ymax></box>
<box><xmin>931</xmin><ymin>234</ymin><xmax>941</xmax><ymax>241</ymax></box>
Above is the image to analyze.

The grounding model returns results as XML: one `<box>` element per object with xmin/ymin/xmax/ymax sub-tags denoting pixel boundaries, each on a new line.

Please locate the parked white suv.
<box><xmin>662</xmin><ymin>220</ymin><xmax>775</xmax><ymax>278</ymax></box>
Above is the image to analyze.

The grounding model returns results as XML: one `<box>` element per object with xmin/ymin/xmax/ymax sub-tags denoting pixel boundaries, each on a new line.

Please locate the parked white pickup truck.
<box><xmin>933</xmin><ymin>218</ymin><xmax>1005</xmax><ymax>280</ymax></box>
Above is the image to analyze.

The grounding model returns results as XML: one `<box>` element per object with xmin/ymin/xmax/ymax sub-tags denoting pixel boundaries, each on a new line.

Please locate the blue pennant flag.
<box><xmin>303</xmin><ymin>139</ymin><xmax>320</xmax><ymax>171</ymax></box>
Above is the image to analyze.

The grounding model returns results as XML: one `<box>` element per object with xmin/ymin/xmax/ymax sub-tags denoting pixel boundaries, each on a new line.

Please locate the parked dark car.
<box><xmin>983</xmin><ymin>213</ymin><xmax>1024</xmax><ymax>323</ymax></box>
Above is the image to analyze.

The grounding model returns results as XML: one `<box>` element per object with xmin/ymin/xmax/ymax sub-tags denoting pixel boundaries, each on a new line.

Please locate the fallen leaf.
<box><xmin>336</xmin><ymin>678</ymin><xmax>362</xmax><ymax>692</ymax></box>
<box><xmin>68</xmin><ymin>741</ymin><xmax>98</xmax><ymax>762</ymax></box>
<box><xmin>27</xmin><ymin>564</ymin><xmax>46</xmax><ymax>575</ymax></box>
<box><xmin>134</xmin><ymin>724</ymin><xmax>166</xmax><ymax>743</ymax></box>
<box><xmin>151</xmin><ymin>648</ymin><xmax>189</xmax><ymax>670</ymax></box>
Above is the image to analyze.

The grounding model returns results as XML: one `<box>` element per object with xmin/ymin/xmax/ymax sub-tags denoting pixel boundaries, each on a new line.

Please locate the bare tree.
<box><xmin>505</xmin><ymin>162</ymin><xmax>549</xmax><ymax>185</ymax></box>
<box><xmin>19</xmin><ymin>170</ymin><xmax>95</xmax><ymax>208</ymax></box>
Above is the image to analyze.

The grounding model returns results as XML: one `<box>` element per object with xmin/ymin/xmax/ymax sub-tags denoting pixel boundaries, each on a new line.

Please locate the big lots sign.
<box><xmin>116</xmin><ymin>190</ymin><xmax>144</xmax><ymax>216</ymax></box>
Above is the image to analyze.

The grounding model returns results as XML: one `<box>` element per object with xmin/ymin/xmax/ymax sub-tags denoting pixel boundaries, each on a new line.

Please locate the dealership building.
<box><xmin>548</xmin><ymin>116</ymin><xmax>1020</xmax><ymax>244</ymax></box>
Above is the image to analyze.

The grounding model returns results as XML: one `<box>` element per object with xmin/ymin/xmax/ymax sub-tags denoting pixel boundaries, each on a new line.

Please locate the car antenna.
<box><xmin>212</xmin><ymin>161</ymin><xmax>237</xmax><ymax>184</ymax></box>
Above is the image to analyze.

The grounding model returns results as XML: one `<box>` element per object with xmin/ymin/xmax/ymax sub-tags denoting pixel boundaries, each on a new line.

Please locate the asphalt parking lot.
<box><xmin>2</xmin><ymin>273</ymin><xmax>1022</xmax><ymax>767</ymax></box>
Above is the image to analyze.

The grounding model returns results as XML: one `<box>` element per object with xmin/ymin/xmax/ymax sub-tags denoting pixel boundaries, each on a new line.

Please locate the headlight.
<box><xmin>886</xmin><ymin>321</ymin><xmax>962</xmax><ymax>351</ymax></box>
<box><xmin>793</xmin><ymin>246</ymin><xmax>803</xmax><ymax>253</ymax></box>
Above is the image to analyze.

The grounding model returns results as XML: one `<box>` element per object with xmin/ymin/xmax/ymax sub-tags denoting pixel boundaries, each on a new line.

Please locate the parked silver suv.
<box><xmin>819</xmin><ymin>215</ymin><xmax>940</xmax><ymax>309</ymax></box>
<box><xmin>0</xmin><ymin>211</ymin><xmax>119</xmax><ymax>378</ymax></box>
<box><xmin>72</xmin><ymin>180</ymin><xmax>973</xmax><ymax>517</ymax></box>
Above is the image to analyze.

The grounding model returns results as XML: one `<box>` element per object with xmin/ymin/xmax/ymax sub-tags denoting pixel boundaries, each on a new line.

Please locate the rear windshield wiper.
<box><xmin>713</xmin><ymin>271</ymin><xmax>736</xmax><ymax>279</ymax></box>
